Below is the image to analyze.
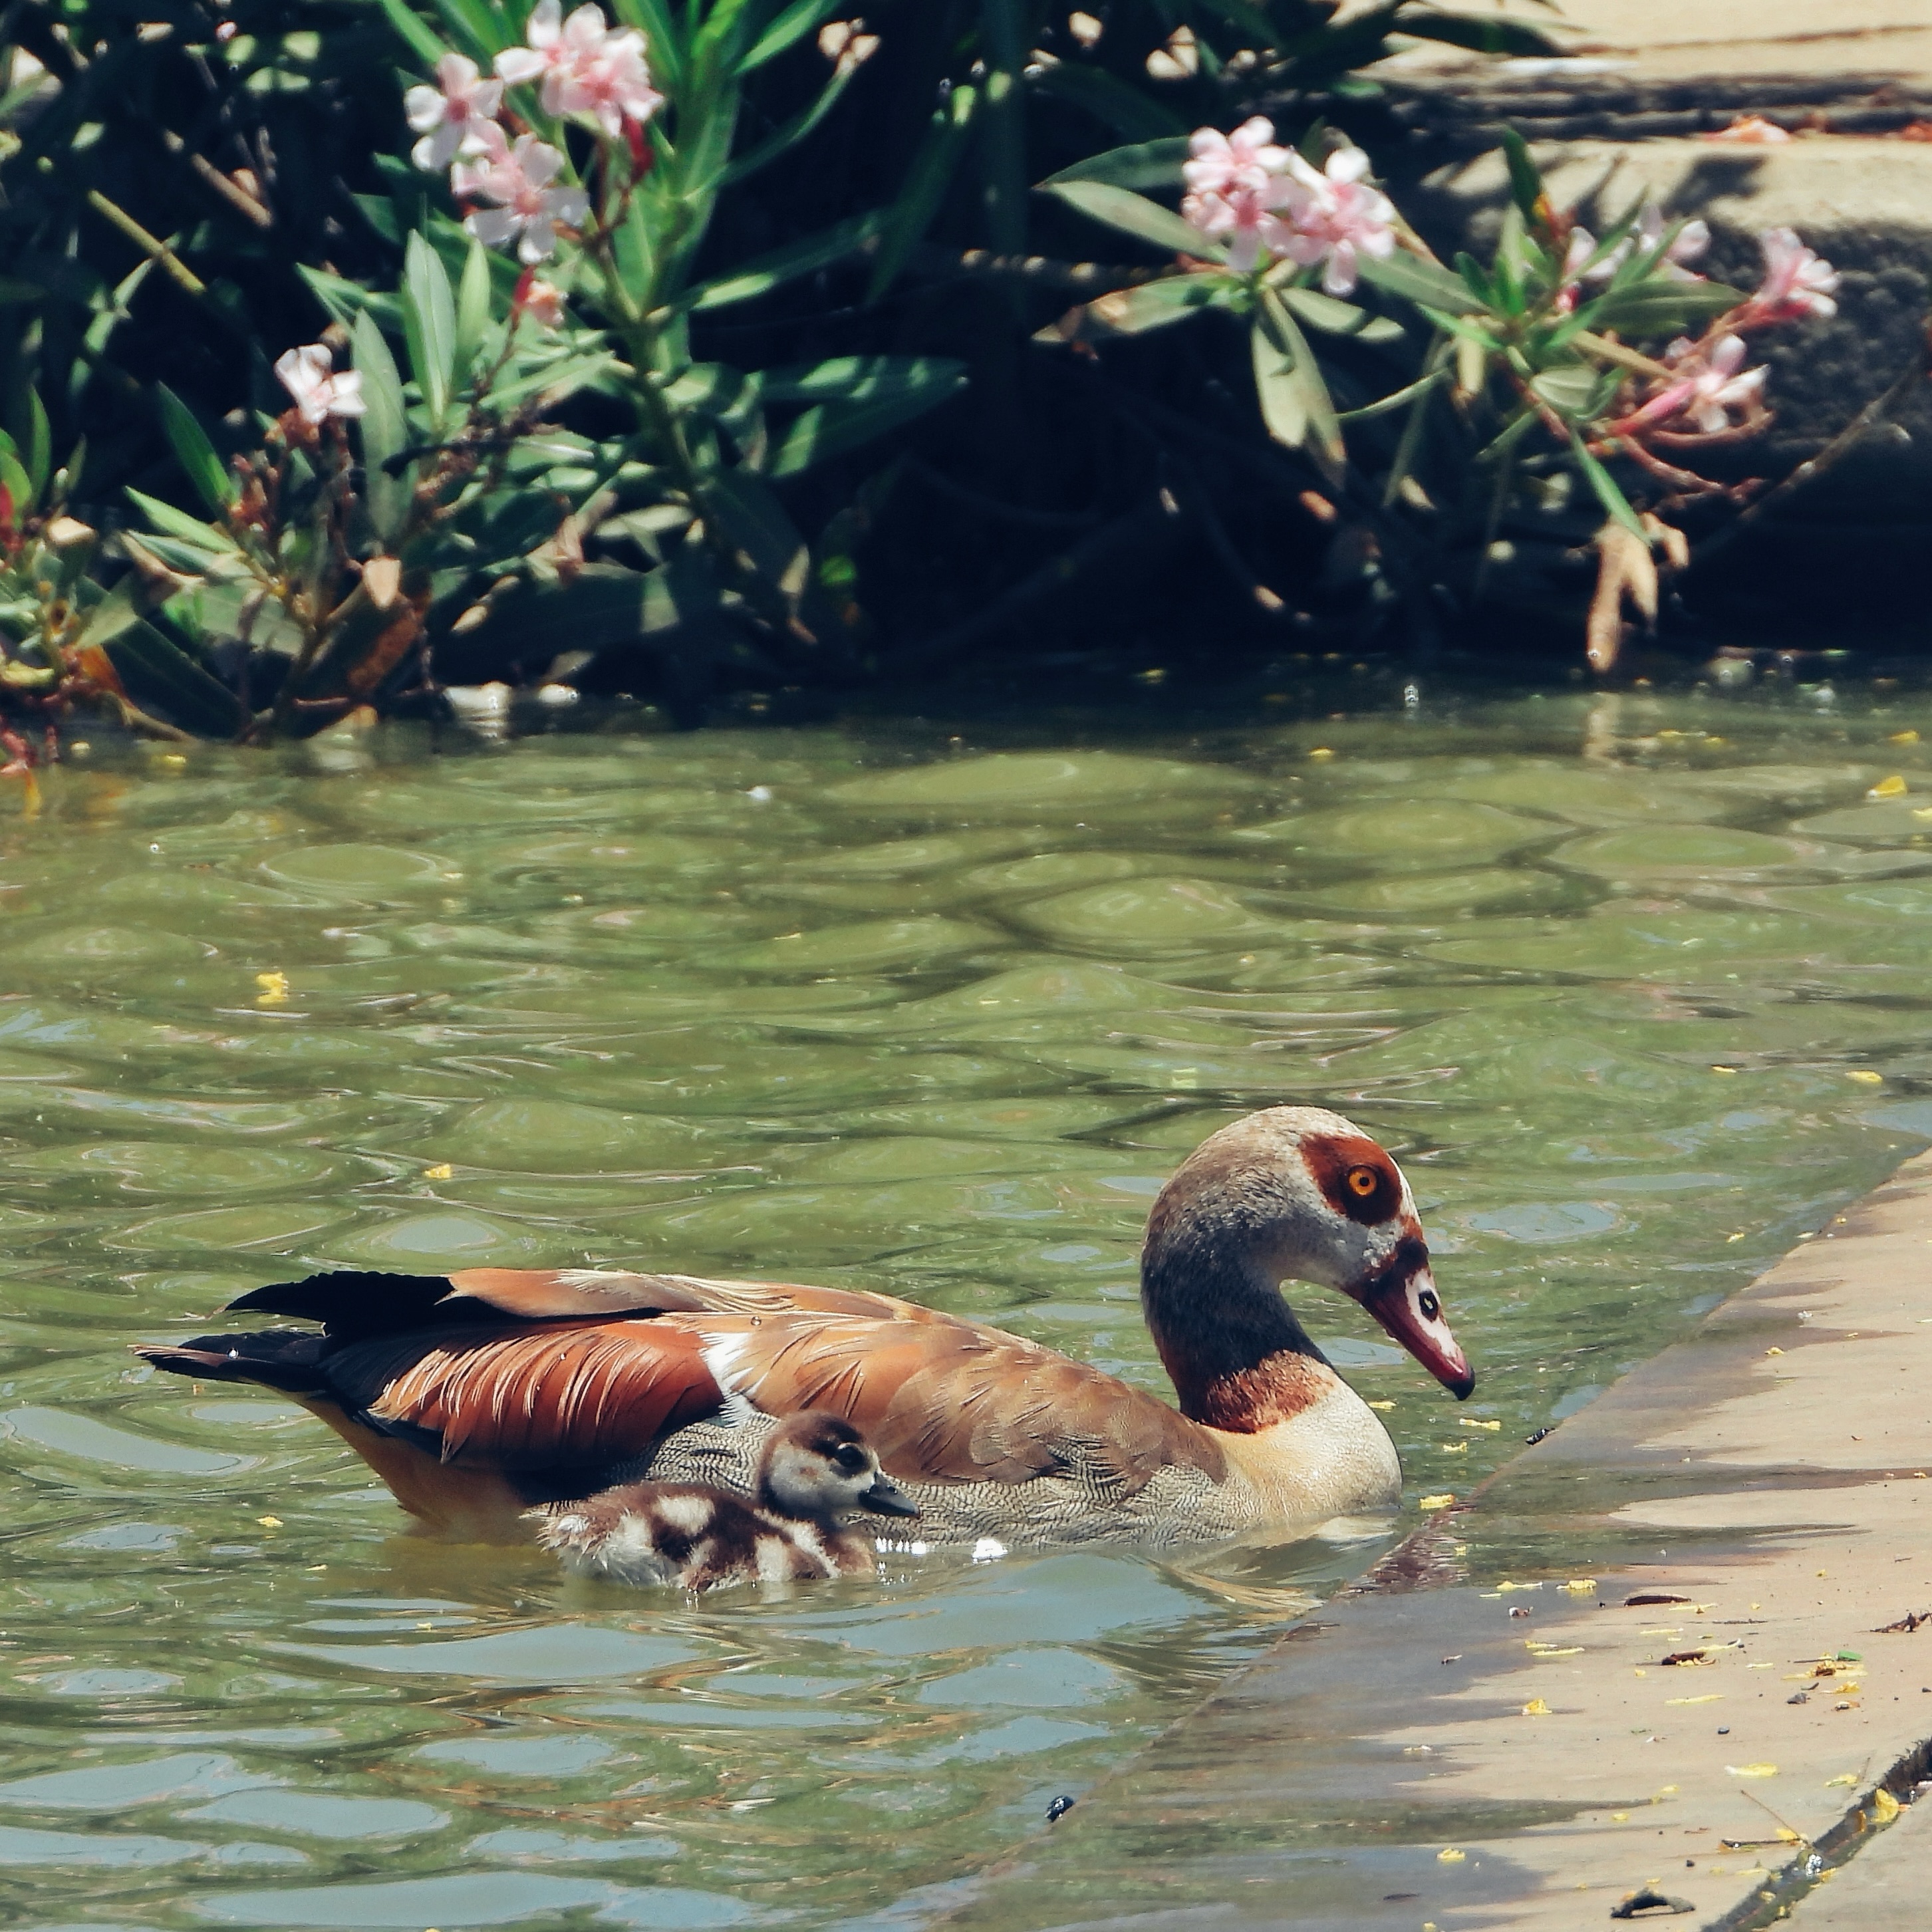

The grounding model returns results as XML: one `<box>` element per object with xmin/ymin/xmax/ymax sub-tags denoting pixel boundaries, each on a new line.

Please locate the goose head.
<box><xmin>1142</xmin><ymin>1105</ymin><xmax>1474</xmax><ymax>1403</ymax></box>
<box><xmin>758</xmin><ymin>1412</ymin><xmax>920</xmax><ymax>1521</ymax></box>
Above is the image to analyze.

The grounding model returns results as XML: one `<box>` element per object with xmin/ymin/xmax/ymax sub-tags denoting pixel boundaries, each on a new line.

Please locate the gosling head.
<box><xmin>757</xmin><ymin>1412</ymin><xmax>920</xmax><ymax>1522</ymax></box>
<box><xmin>1143</xmin><ymin>1105</ymin><xmax>1474</xmax><ymax>1400</ymax></box>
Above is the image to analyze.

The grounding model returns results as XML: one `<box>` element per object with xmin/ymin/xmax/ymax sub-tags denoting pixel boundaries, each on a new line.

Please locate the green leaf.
<box><xmin>1356</xmin><ymin>249</ymin><xmax>1488</xmax><ymax>315</ymax></box>
<box><xmin>867</xmin><ymin>82</ymin><xmax>978</xmax><ymax>301</ymax></box>
<box><xmin>103</xmin><ymin>621</ymin><xmax>248</xmax><ymax>738</ymax></box>
<box><xmin>125</xmin><ymin>487</ymin><xmax>243</xmax><ymax>555</ymax></box>
<box><xmin>156</xmin><ymin>386</ymin><xmax>236</xmax><ymax>515</ymax></box>
<box><xmin>1038</xmin><ymin>274</ymin><xmax>1235</xmax><ymax>343</ymax></box>
<box><xmin>1029</xmin><ymin>65</ymin><xmax>1188</xmax><ymax>144</ymax></box>
<box><xmin>692</xmin><ymin>211</ymin><xmax>884</xmax><ymax>311</ymax></box>
<box><xmin>720</xmin><ymin>57</ymin><xmax>859</xmax><ymax>188</ymax></box>
<box><xmin>1529</xmin><ymin>364</ymin><xmax>1608</xmax><ymax>418</ymax></box>
<box><xmin>1578</xmin><ymin>280</ymin><xmax>1744</xmax><ymax>341</ymax></box>
<box><xmin>1253</xmin><ymin>289</ymin><xmax>1344</xmax><ymax>483</ymax></box>
<box><xmin>1396</xmin><ymin>8</ymin><xmax>1562</xmax><ymax>57</ymax></box>
<box><xmin>1499</xmin><ymin>127</ymin><xmax>1544</xmax><ymax>224</ymax></box>
<box><xmin>403</xmin><ymin>232</ymin><xmax>458</xmax><ymax>431</ymax></box>
<box><xmin>1040</xmin><ymin>135</ymin><xmax>1192</xmax><ymax>193</ymax></box>
<box><xmin>743</xmin><ymin>0</ymin><xmax>843</xmax><ymax>69</ymax></box>
<box><xmin>1280</xmin><ymin>286</ymin><xmax>1407</xmax><ymax>344</ymax></box>
<box><xmin>0</xmin><ymin>444</ymin><xmax>32</xmax><ymax>521</ymax></box>
<box><xmin>371</xmin><ymin>0</ymin><xmax>448</xmax><ymax>66</ymax></box>
<box><xmin>353</xmin><ymin>312</ymin><xmax>411</xmax><ymax>545</ymax></box>
<box><xmin>1567</xmin><ymin>425</ymin><xmax>1647</xmax><ymax>541</ymax></box>
<box><xmin>766</xmin><ymin>368</ymin><xmax>968</xmax><ymax>477</ymax></box>
<box><xmin>758</xmin><ymin>355</ymin><xmax>968</xmax><ymax>404</ymax></box>
<box><xmin>487</xmin><ymin>350</ymin><xmax>619</xmax><ymax>411</ymax></box>
<box><xmin>454</xmin><ymin>240</ymin><xmax>493</xmax><ymax>382</ymax></box>
<box><xmin>1040</xmin><ymin>181</ymin><xmax>1210</xmax><ymax>259</ymax></box>
<box><xmin>301</xmin><ymin>264</ymin><xmax>405</xmax><ymax>335</ymax></box>
<box><xmin>24</xmin><ymin>390</ymin><xmax>51</xmax><ymax>501</ymax></box>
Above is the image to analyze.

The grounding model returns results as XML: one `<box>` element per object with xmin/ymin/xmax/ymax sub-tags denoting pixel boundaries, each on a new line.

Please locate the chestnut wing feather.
<box><xmin>330</xmin><ymin>1320</ymin><xmax>725</xmax><ymax>1468</ymax></box>
<box><xmin>721</xmin><ymin>1316</ymin><xmax>1227</xmax><ymax>1490</ymax></box>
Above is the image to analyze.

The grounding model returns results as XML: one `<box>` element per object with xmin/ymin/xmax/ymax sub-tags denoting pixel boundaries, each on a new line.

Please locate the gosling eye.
<box><xmin>1418</xmin><ymin>1289</ymin><xmax>1441</xmax><ymax>1321</ymax></box>
<box><xmin>1345</xmin><ymin>1165</ymin><xmax>1380</xmax><ymax>1198</ymax></box>
<box><xmin>831</xmin><ymin>1443</ymin><xmax>867</xmax><ymax>1472</ymax></box>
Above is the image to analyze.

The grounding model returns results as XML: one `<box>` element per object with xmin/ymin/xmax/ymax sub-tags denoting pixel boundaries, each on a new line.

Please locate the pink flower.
<box><xmin>1181</xmin><ymin>118</ymin><xmax>1291</xmax><ymax>270</ymax></box>
<box><xmin>1274</xmin><ymin>145</ymin><xmax>1395</xmax><ymax>297</ymax></box>
<box><xmin>1746</xmin><ymin>227</ymin><xmax>1838</xmax><ymax>323</ymax></box>
<box><xmin>453</xmin><ymin>124</ymin><xmax>589</xmax><ymax>263</ymax></box>
<box><xmin>1561</xmin><ymin>204</ymin><xmax>1708</xmax><ymax>302</ymax></box>
<box><xmin>1630</xmin><ymin>333</ymin><xmax>1768</xmax><ymax>434</ymax></box>
<box><xmin>495</xmin><ymin>1</ymin><xmax>662</xmax><ymax>135</ymax></box>
<box><xmin>404</xmin><ymin>53</ymin><xmax>503</xmax><ymax>172</ymax></box>
<box><xmin>518</xmin><ymin>275</ymin><xmax>567</xmax><ymax>329</ymax></box>
<box><xmin>274</xmin><ymin>344</ymin><xmax>366</xmax><ymax>425</ymax></box>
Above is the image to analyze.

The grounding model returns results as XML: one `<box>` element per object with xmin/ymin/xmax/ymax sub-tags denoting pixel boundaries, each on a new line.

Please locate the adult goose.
<box><xmin>135</xmin><ymin>1107</ymin><xmax>1473</xmax><ymax>1548</ymax></box>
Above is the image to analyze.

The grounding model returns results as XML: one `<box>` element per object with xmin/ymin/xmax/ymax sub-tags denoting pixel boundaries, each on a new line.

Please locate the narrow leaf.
<box><xmin>1397</xmin><ymin>9</ymin><xmax>1562</xmax><ymax>57</ymax></box>
<box><xmin>692</xmin><ymin>211</ymin><xmax>883</xmax><ymax>311</ymax></box>
<box><xmin>371</xmin><ymin>0</ymin><xmax>449</xmax><ymax>66</ymax></box>
<box><xmin>1253</xmin><ymin>291</ymin><xmax>1344</xmax><ymax>482</ymax></box>
<box><xmin>125</xmin><ymin>487</ymin><xmax>243</xmax><ymax>553</ymax></box>
<box><xmin>454</xmin><ymin>240</ymin><xmax>492</xmax><ymax>381</ymax></box>
<box><xmin>1356</xmin><ymin>249</ymin><xmax>1488</xmax><ymax>315</ymax></box>
<box><xmin>758</xmin><ymin>354</ymin><xmax>968</xmax><ymax>405</ymax></box>
<box><xmin>1039</xmin><ymin>275</ymin><xmax>1232</xmax><ymax>344</ymax></box>
<box><xmin>403</xmin><ymin>231</ymin><xmax>458</xmax><ymax>430</ymax></box>
<box><xmin>103</xmin><ymin>621</ymin><xmax>248</xmax><ymax>738</ymax></box>
<box><xmin>1041</xmin><ymin>136</ymin><xmax>1191</xmax><ymax>192</ymax></box>
<box><xmin>25</xmin><ymin>390</ymin><xmax>51</xmax><ymax>500</ymax></box>
<box><xmin>1568</xmin><ymin>426</ymin><xmax>1647</xmax><ymax>541</ymax></box>
<box><xmin>1028</xmin><ymin>67</ymin><xmax>1188</xmax><ymax>144</ymax></box>
<box><xmin>1041</xmin><ymin>181</ymin><xmax>1210</xmax><ymax>259</ymax></box>
<box><xmin>1280</xmin><ymin>286</ymin><xmax>1406</xmax><ymax>344</ymax></box>
<box><xmin>767</xmin><ymin>372</ymin><xmax>968</xmax><ymax>477</ymax></box>
<box><xmin>743</xmin><ymin>0</ymin><xmax>843</xmax><ymax>69</ymax></box>
<box><xmin>1499</xmin><ymin>127</ymin><xmax>1544</xmax><ymax>225</ymax></box>
<box><xmin>867</xmin><ymin>82</ymin><xmax>978</xmax><ymax>303</ymax></box>
<box><xmin>353</xmin><ymin>312</ymin><xmax>411</xmax><ymax>545</ymax></box>
<box><xmin>154</xmin><ymin>387</ymin><xmax>237</xmax><ymax>514</ymax></box>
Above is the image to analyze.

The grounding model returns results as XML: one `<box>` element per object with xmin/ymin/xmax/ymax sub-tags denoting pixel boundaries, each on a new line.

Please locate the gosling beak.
<box><xmin>1365</xmin><ymin>1259</ymin><xmax>1475</xmax><ymax>1401</ymax></box>
<box><xmin>859</xmin><ymin>1472</ymin><xmax>920</xmax><ymax>1518</ymax></box>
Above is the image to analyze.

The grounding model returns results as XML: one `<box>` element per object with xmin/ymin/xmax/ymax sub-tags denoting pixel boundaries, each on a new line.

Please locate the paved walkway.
<box><xmin>936</xmin><ymin>1151</ymin><xmax>1932</xmax><ymax>1931</ymax></box>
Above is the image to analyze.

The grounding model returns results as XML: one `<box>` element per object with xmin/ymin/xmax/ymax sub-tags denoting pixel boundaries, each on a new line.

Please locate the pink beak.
<box><xmin>1364</xmin><ymin>1258</ymin><xmax>1474</xmax><ymax>1400</ymax></box>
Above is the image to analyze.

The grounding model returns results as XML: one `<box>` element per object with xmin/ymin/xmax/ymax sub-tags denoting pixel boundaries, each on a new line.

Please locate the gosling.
<box><xmin>533</xmin><ymin>1411</ymin><xmax>919</xmax><ymax>1591</ymax></box>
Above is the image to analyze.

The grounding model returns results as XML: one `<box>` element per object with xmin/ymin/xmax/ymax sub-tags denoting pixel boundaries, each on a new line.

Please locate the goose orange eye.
<box><xmin>1346</xmin><ymin>1167</ymin><xmax>1380</xmax><ymax>1198</ymax></box>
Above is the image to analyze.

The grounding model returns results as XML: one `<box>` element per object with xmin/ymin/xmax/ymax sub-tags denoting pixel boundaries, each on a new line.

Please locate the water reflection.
<box><xmin>2</xmin><ymin>682</ymin><xmax>1930</xmax><ymax>1925</ymax></box>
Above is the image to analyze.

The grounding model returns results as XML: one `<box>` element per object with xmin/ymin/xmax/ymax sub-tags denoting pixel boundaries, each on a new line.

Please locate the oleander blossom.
<box><xmin>1181</xmin><ymin>116</ymin><xmax>1290</xmax><ymax>271</ymax></box>
<box><xmin>1556</xmin><ymin>203</ymin><xmax>1709</xmax><ymax>311</ymax></box>
<box><xmin>452</xmin><ymin>124</ymin><xmax>589</xmax><ymax>263</ymax></box>
<box><xmin>496</xmin><ymin>0</ymin><xmax>662</xmax><ymax>135</ymax></box>
<box><xmin>1628</xmin><ymin>333</ymin><xmax>1768</xmax><ymax>435</ymax></box>
<box><xmin>273</xmin><ymin>343</ymin><xmax>366</xmax><ymax>426</ymax></box>
<box><xmin>517</xmin><ymin>274</ymin><xmax>567</xmax><ymax>330</ymax></box>
<box><xmin>1274</xmin><ymin>145</ymin><xmax>1395</xmax><ymax>297</ymax></box>
<box><xmin>1746</xmin><ymin>227</ymin><xmax>1838</xmax><ymax>323</ymax></box>
<box><xmin>404</xmin><ymin>54</ymin><xmax>503</xmax><ymax>172</ymax></box>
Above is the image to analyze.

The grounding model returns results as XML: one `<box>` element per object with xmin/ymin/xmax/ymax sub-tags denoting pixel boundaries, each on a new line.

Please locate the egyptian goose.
<box><xmin>134</xmin><ymin>1106</ymin><xmax>1472</xmax><ymax>1548</ymax></box>
<box><xmin>534</xmin><ymin>1410</ymin><xmax>918</xmax><ymax>1590</ymax></box>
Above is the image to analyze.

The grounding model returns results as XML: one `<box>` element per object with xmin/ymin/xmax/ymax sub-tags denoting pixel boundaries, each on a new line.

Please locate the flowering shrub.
<box><xmin>1043</xmin><ymin>124</ymin><xmax>1840</xmax><ymax>666</ymax></box>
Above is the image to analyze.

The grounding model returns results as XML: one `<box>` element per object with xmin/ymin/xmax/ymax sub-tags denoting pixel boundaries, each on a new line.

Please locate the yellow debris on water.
<box><xmin>256</xmin><ymin>1515</ymin><xmax>282</xmax><ymax>1528</ymax></box>
<box><xmin>1522</xmin><ymin>1698</ymin><xmax>1551</xmax><ymax>1717</ymax></box>
<box><xmin>1367</xmin><ymin>1399</ymin><xmax>1395</xmax><ymax>1411</ymax></box>
<box><xmin>1868</xmin><ymin>773</ymin><xmax>1909</xmax><ymax>798</ymax></box>
<box><xmin>1889</xmin><ymin>729</ymin><xmax>1919</xmax><ymax>744</ymax></box>
<box><xmin>1417</xmin><ymin>1493</ymin><xmax>1454</xmax><ymax>1510</ymax></box>
<box><xmin>1562</xmin><ymin>1578</ymin><xmax>1597</xmax><ymax>1594</ymax></box>
<box><xmin>424</xmin><ymin>1163</ymin><xmax>454</xmax><ymax>1180</ymax></box>
<box><xmin>255</xmin><ymin>970</ymin><xmax>290</xmax><ymax>1004</ymax></box>
<box><xmin>1437</xmin><ymin>1848</ymin><xmax>1466</xmax><ymax>1863</ymax></box>
<box><xmin>1872</xmin><ymin>1788</ymin><xmax>1900</xmax><ymax>1823</ymax></box>
<box><xmin>1457</xmin><ymin>1418</ymin><xmax>1502</xmax><ymax>1431</ymax></box>
<box><xmin>1825</xmin><ymin>1772</ymin><xmax>1858</xmax><ymax>1788</ymax></box>
<box><xmin>1308</xmin><ymin>747</ymin><xmax>1335</xmax><ymax>760</ymax></box>
<box><xmin>1727</xmin><ymin>1763</ymin><xmax>1778</xmax><ymax>1779</ymax></box>
<box><xmin>1667</xmin><ymin>1694</ymin><xmax>1723</xmax><ymax>1705</ymax></box>
<box><xmin>1848</xmin><ymin>1069</ymin><xmax>1883</xmax><ymax>1085</ymax></box>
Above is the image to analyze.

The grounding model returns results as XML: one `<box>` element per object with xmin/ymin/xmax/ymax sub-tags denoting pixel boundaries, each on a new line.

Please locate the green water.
<box><xmin>4</xmin><ymin>682</ymin><xmax>1932</xmax><ymax>1930</ymax></box>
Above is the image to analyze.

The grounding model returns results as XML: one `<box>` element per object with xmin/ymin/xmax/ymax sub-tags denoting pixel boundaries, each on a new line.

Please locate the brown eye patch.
<box><xmin>1304</xmin><ymin>1134</ymin><xmax>1403</xmax><ymax>1225</ymax></box>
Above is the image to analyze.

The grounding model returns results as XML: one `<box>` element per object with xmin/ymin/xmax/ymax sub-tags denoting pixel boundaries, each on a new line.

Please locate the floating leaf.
<box><xmin>1868</xmin><ymin>774</ymin><xmax>1908</xmax><ymax>798</ymax></box>
<box><xmin>1417</xmin><ymin>1493</ymin><xmax>1455</xmax><ymax>1511</ymax></box>
<box><xmin>1437</xmin><ymin>1847</ymin><xmax>1466</xmax><ymax>1863</ymax></box>
<box><xmin>1522</xmin><ymin>1697</ymin><xmax>1552</xmax><ymax>1716</ymax></box>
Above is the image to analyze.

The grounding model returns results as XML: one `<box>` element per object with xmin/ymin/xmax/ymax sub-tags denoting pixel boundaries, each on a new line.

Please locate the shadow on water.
<box><xmin>4</xmin><ymin>668</ymin><xmax>1932</xmax><ymax>1925</ymax></box>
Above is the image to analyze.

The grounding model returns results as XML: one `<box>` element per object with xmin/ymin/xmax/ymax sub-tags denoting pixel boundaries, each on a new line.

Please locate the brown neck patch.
<box><xmin>1178</xmin><ymin>1349</ymin><xmax>1336</xmax><ymax>1434</ymax></box>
